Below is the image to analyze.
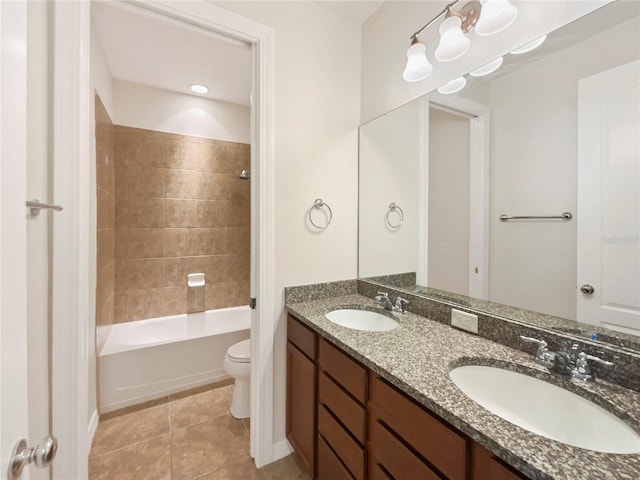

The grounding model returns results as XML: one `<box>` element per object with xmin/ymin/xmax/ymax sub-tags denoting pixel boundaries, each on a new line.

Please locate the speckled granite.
<box><xmin>285</xmin><ymin>294</ymin><xmax>640</xmax><ymax>480</ymax></box>
<box><xmin>363</xmin><ymin>278</ymin><xmax>640</xmax><ymax>354</ymax></box>
<box><xmin>358</xmin><ymin>280</ymin><xmax>640</xmax><ymax>392</ymax></box>
<box><xmin>284</xmin><ymin>279</ymin><xmax>357</xmax><ymax>304</ymax></box>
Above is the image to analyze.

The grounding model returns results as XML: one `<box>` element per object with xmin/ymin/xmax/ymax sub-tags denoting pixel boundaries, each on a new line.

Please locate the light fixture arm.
<box><xmin>410</xmin><ymin>0</ymin><xmax>482</xmax><ymax>40</ymax></box>
<box><xmin>410</xmin><ymin>0</ymin><xmax>461</xmax><ymax>40</ymax></box>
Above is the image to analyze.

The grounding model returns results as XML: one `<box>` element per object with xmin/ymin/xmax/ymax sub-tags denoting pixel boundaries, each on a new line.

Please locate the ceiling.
<box><xmin>92</xmin><ymin>1</ymin><xmax>385</xmax><ymax>107</ymax></box>
<box><xmin>92</xmin><ymin>1</ymin><xmax>253</xmax><ymax>106</ymax></box>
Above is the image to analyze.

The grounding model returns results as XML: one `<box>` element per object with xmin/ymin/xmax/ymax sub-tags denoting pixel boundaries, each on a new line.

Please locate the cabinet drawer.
<box><xmin>317</xmin><ymin>435</ymin><xmax>355</xmax><ymax>480</ymax></box>
<box><xmin>319</xmin><ymin>338</ymin><xmax>367</xmax><ymax>403</ymax></box>
<box><xmin>374</xmin><ymin>422</ymin><xmax>441</xmax><ymax>480</ymax></box>
<box><xmin>287</xmin><ymin>314</ymin><xmax>316</xmax><ymax>360</ymax></box>
<box><xmin>372</xmin><ymin>376</ymin><xmax>467</xmax><ymax>480</ymax></box>
<box><xmin>319</xmin><ymin>372</ymin><xmax>366</xmax><ymax>443</ymax></box>
<box><xmin>373</xmin><ymin>465</ymin><xmax>392</xmax><ymax>480</ymax></box>
<box><xmin>318</xmin><ymin>405</ymin><xmax>366</xmax><ymax>480</ymax></box>
<box><xmin>472</xmin><ymin>443</ymin><xmax>528</xmax><ymax>480</ymax></box>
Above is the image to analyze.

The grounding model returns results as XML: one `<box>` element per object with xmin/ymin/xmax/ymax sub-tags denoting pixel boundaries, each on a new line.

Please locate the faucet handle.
<box><xmin>376</xmin><ymin>291</ymin><xmax>389</xmax><ymax>299</ymax></box>
<box><xmin>520</xmin><ymin>335</ymin><xmax>548</xmax><ymax>349</ymax></box>
<box><xmin>578</xmin><ymin>352</ymin><xmax>613</xmax><ymax>367</ymax></box>
<box><xmin>394</xmin><ymin>297</ymin><xmax>409</xmax><ymax>312</ymax></box>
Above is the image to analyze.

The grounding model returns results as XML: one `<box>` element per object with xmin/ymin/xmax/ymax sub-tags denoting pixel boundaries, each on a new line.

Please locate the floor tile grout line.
<box><xmin>89</xmin><ymin>431</ymin><xmax>170</xmax><ymax>459</ymax></box>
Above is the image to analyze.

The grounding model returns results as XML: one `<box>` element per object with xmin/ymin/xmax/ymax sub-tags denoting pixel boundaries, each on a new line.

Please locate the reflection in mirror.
<box><xmin>358</xmin><ymin>2</ymin><xmax>640</xmax><ymax>352</ymax></box>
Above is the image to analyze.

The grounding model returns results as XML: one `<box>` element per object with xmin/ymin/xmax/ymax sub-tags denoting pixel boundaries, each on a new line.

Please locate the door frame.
<box><xmin>422</xmin><ymin>95</ymin><xmax>490</xmax><ymax>299</ymax></box>
<box><xmin>52</xmin><ymin>0</ymin><xmax>276</xmax><ymax>475</ymax></box>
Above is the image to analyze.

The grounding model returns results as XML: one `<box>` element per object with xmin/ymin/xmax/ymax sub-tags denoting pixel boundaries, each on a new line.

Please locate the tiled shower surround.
<box><xmin>113</xmin><ymin>125</ymin><xmax>250</xmax><ymax>323</ymax></box>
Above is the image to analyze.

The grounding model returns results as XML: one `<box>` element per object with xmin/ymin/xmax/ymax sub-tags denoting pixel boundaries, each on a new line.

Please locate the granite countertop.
<box><xmin>285</xmin><ymin>294</ymin><xmax>640</xmax><ymax>480</ymax></box>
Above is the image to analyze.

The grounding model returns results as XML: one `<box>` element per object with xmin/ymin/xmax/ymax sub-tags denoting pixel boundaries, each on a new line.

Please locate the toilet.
<box><xmin>223</xmin><ymin>339</ymin><xmax>251</xmax><ymax>419</ymax></box>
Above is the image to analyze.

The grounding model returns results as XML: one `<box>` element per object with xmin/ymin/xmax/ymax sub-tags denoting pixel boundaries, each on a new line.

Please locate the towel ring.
<box><xmin>309</xmin><ymin>198</ymin><xmax>332</xmax><ymax>229</ymax></box>
<box><xmin>386</xmin><ymin>202</ymin><xmax>404</xmax><ymax>229</ymax></box>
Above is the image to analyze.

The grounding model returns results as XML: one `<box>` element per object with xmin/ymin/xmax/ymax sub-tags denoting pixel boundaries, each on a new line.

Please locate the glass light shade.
<box><xmin>510</xmin><ymin>35</ymin><xmax>547</xmax><ymax>54</ymax></box>
<box><xmin>435</xmin><ymin>16</ymin><xmax>471</xmax><ymax>62</ymax></box>
<box><xmin>475</xmin><ymin>0</ymin><xmax>518</xmax><ymax>36</ymax></box>
<box><xmin>469</xmin><ymin>56</ymin><xmax>503</xmax><ymax>77</ymax></box>
<box><xmin>437</xmin><ymin>76</ymin><xmax>467</xmax><ymax>94</ymax></box>
<box><xmin>403</xmin><ymin>42</ymin><xmax>433</xmax><ymax>82</ymax></box>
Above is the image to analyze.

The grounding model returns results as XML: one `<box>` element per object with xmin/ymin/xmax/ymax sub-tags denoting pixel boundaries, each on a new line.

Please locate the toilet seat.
<box><xmin>227</xmin><ymin>339</ymin><xmax>251</xmax><ymax>363</ymax></box>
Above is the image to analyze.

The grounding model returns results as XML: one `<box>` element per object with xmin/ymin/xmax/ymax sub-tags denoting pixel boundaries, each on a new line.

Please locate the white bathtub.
<box><xmin>98</xmin><ymin>305</ymin><xmax>250</xmax><ymax>413</ymax></box>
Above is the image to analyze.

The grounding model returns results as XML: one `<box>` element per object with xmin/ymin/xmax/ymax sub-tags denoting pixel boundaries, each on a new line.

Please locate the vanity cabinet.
<box><xmin>286</xmin><ymin>313</ymin><xmax>529</xmax><ymax>480</ymax></box>
<box><xmin>286</xmin><ymin>315</ymin><xmax>317</xmax><ymax>477</ymax></box>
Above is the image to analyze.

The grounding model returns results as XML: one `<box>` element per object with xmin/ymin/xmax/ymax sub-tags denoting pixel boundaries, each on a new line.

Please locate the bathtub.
<box><xmin>98</xmin><ymin>305</ymin><xmax>250</xmax><ymax>413</ymax></box>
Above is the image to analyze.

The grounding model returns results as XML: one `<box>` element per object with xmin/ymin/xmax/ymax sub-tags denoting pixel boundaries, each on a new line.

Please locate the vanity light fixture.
<box><xmin>190</xmin><ymin>84</ymin><xmax>209</xmax><ymax>94</ymax></box>
<box><xmin>469</xmin><ymin>56</ymin><xmax>503</xmax><ymax>76</ymax></box>
<box><xmin>402</xmin><ymin>0</ymin><xmax>518</xmax><ymax>82</ymax></box>
<box><xmin>437</xmin><ymin>76</ymin><xmax>467</xmax><ymax>94</ymax></box>
<box><xmin>510</xmin><ymin>35</ymin><xmax>547</xmax><ymax>54</ymax></box>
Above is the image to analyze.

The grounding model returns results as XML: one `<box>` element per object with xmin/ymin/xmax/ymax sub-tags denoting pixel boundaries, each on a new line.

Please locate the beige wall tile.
<box><xmin>164</xmin><ymin>138</ymin><xmax>200</xmax><ymax>170</ymax></box>
<box><xmin>226</xmin><ymin>176</ymin><xmax>250</xmax><ymax>203</ymax></box>
<box><xmin>115</xmin><ymin>197</ymin><xmax>128</xmax><ymax>227</ymax></box>
<box><xmin>128</xmin><ymin>228</ymin><xmax>164</xmax><ymax>259</ymax></box>
<box><xmin>115</xmin><ymin>129</ymin><xmax>164</xmax><ymax>168</ymax></box>
<box><xmin>224</xmin><ymin>255</ymin><xmax>250</xmax><ymax>283</ymax></box>
<box><xmin>97</xmin><ymin>188</ymin><xmax>114</xmax><ymax>229</ymax></box>
<box><xmin>196</xmin><ymin>143</ymin><xmax>225</xmax><ymax>173</ymax></box>
<box><xmin>225</xmin><ymin>201</ymin><xmax>250</xmax><ymax>228</ymax></box>
<box><xmin>196</xmin><ymin>201</ymin><xmax>226</xmax><ymax>227</ymax></box>
<box><xmin>127</xmin><ymin>197</ymin><xmax>164</xmax><ymax>228</ymax></box>
<box><xmin>114</xmin><ymin>228</ymin><xmax>129</xmax><ymax>259</ymax></box>
<box><xmin>128</xmin><ymin>165</ymin><xmax>164</xmax><ymax>198</ymax></box>
<box><xmin>97</xmin><ymin>229</ymin><xmax>115</xmax><ymax>271</ymax></box>
<box><xmin>114</xmin><ymin>164</ymin><xmax>128</xmax><ymax>199</ymax></box>
<box><xmin>196</xmin><ymin>173</ymin><xmax>227</xmax><ymax>200</ymax></box>
<box><xmin>127</xmin><ymin>288</ymin><xmax>164</xmax><ymax>321</ymax></box>
<box><xmin>127</xmin><ymin>259</ymin><xmax>164</xmax><ymax>291</ymax></box>
<box><xmin>224</xmin><ymin>146</ymin><xmax>251</xmax><ymax>174</ymax></box>
<box><xmin>164</xmin><ymin>228</ymin><xmax>225</xmax><ymax>257</ymax></box>
<box><xmin>204</xmin><ymin>281</ymin><xmax>249</xmax><ymax>311</ymax></box>
<box><xmin>165</xmin><ymin>199</ymin><xmax>197</xmax><ymax>227</ymax></box>
<box><xmin>162</xmin><ymin>286</ymin><xmax>188</xmax><ymax>316</ymax></box>
<box><xmin>96</xmin><ymin>292</ymin><xmax>114</xmax><ymax>328</ymax></box>
<box><xmin>164</xmin><ymin>169</ymin><xmax>199</xmax><ymax>199</ymax></box>
<box><xmin>187</xmin><ymin>287</ymin><xmax>206</xmax><ymax>313</ymax></box>
<box><xmin>225</xmin><ymin>228</ymin><xmax>250</xmax><ymax>256</ymax></box>
<box><xmin>114</xmin><ymin>292</ymin><xmax>128</xmax><ymax>323</ymax></box>
<box><xmin>114</xmin><ymin>259</ymin><xmax>128</xmax><ymax>293</ymax></box>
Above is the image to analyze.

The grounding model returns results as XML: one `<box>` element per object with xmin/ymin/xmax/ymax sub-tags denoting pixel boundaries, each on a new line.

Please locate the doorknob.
<box><xmin>580</xmin><ymin>284</ymin><xmax>595</xmax><ymax>294</ymax></box>
<box><xmin>8</xmin><ymin>436</ymin><xmax>57</xmax><ymax>480</ymax></box>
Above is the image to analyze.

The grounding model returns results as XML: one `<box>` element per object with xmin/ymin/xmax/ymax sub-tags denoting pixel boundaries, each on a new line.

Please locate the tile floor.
<box><xmin>89</xmin><ymin>382</ymin><xmax>309</xmax><ymax>480</ymax></box>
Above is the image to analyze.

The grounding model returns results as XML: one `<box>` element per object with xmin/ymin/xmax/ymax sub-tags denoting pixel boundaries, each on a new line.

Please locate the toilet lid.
<box><xmin>227</xmin><ymin>339</ymin><xmax>251</xmax><ymax>362</ymax></box>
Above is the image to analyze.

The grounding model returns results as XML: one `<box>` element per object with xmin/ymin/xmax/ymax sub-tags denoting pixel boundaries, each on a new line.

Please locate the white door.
<box><xmin>2</xmin><ymin>2</ymin><xmax>56</xmax><ymax>479</ymax></box>
<box><xmin>0</xmin><ymin>1</ymin><xmax>31</xmax><ymax>477</ymax></box>
<box><xmin>577</xmin><ymin>60</ymin><xmax>640</xmax><ymax>334</ymax></box>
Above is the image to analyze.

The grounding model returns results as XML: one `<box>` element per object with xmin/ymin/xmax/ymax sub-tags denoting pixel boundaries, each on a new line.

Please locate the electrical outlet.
<box><xmin>451</xmin><ymin>308</ymin><xmax>478</xmax><ymax>334</ymax></box>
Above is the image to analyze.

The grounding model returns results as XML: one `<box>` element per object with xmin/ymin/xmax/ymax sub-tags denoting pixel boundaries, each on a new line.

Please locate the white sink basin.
<box><xmin>325</xmin><ymin>309</ymin><xmax>399</xmax><ymax>332</ymax></box>
<box><xmin>449</xmin><ymin>365</ymin><xmax>640</xmax><ymax>454</ymax></box>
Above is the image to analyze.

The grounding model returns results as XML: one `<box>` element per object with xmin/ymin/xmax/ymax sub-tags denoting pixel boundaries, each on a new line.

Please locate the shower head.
<box><xmin>239</xmin><ymin>170</ymin><xmax>250</xmax><ymax>180</ymax></box>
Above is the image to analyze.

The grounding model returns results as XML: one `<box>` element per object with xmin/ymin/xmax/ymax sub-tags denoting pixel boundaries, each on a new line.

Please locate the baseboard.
<box><xmin>88</xmin><ymin>409</ymin><xmax>99</xmax><ymax>450</ymax></box>
<box><xmin>271</xmin><ymin>438</ymin><xmax>293</xmax><ymax>462</ymax></box>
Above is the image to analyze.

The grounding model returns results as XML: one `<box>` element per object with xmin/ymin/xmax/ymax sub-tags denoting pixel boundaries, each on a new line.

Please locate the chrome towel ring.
<box><xmin>386</xmin><ymin>202</ymin><xmax>404</xmax><ymax>229</ymax></box>
<box><xmin>309</xmin><ymin>198</ymin><xmax>333</xmax><ymax>229</ymax></box>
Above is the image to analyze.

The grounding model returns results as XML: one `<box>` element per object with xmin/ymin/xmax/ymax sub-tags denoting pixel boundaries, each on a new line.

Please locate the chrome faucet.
<box><xmin>520</xmin><ymin>336</ymin><xmax>613</xmax><ymax>382</ymax></box>
<box><xmin>375</xmin><ymin>292</ymin><xmax>409</xmax><ymax>313</ymax></box>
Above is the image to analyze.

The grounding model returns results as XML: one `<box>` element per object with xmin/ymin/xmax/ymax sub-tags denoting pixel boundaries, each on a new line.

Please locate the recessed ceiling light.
<box><xmin>190</xmin><ymin>84</ymin><xmax>209</xmax><ymax>94</ymax></box>
<box><xmin>437</xmin><ymin>76</ymin><xmax>467</xmax><ymax>95</ymax></box>
<box><xmin>469</xmin><ymin>57</ymin><xmax>504</xmax><ymax>77</ymax></box>
<box><xmin>510</xmin><ymin>35</ymin><xmax>547</xmax><ymax>55</ymax></box>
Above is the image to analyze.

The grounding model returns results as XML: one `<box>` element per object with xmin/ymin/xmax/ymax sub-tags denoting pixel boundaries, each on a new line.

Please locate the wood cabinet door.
<box><xmin>286</xmin><ymin>341</ymin><xmax>316</xmax><ymax>477</ymax></box>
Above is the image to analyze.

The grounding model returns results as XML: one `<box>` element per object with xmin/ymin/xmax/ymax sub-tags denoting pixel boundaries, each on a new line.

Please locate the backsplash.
<box><xmin>284</xmin><ymin>278</ymin><xmax>640</xmax><ymax>392</ymax></box>
<box><xmin>113</xmin><ymin>126</ymin><xmax>250</xmax><ymax>322</ymax></box>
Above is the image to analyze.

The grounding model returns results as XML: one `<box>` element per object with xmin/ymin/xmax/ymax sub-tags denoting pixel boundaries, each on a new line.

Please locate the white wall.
<box><xmin>113</xmin><ymin>79</ymin><xmax>251</xmax><ymax>143</ymax></box>
<box><xmin>428</xmin><ymin>108</ymin><xmax>470</xmax><ymax>295</ymax></box>
<box><xmin>361</xmin><ymin>0</ymin><xmax>610</xmax><ymax>122</ymax></box>
<box><xmin>487</xmin><ymin>16</ymin><xmax>640</xmax><ymax>320</ymax></box>
<box><xmin>215</xmin><ymin>0</ymin><xmax>361</xmax><ymax>448</ymax></box>
<box><xmin>359</xmin><ymin>100</ymin><xmax>420</xmax><ymax>278</ymax></box>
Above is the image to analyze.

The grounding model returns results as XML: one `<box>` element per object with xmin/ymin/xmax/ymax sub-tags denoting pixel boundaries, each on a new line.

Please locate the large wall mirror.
<box><xmin>358</xmin><ymin>1</ymin><xmax>640</xmax><ymax>352</ymax></box>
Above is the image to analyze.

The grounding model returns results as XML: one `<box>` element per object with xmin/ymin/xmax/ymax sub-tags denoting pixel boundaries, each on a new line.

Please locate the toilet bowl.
<box><xmin>224</xmin><ymin>339</ymin><xmax>251</xmax><ymax>419</ymax></box>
